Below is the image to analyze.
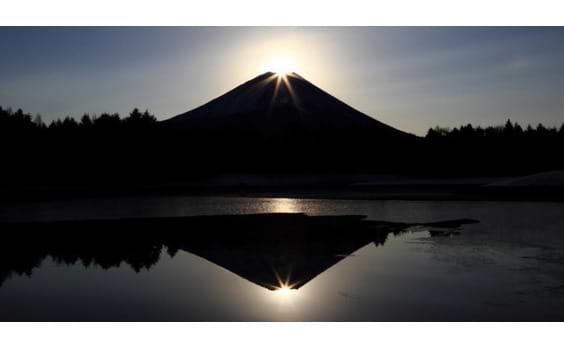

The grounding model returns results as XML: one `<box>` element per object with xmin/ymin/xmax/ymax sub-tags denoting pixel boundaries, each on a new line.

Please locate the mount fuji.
<box><xmin>162</xmin><ymin>72</ymin><xmax>413</xmax><ymax>141</ymax></box>
<box><xmin>159</xmin><ymin>72</ymin><xmax>419</xmax><ymax>173</ymax></box>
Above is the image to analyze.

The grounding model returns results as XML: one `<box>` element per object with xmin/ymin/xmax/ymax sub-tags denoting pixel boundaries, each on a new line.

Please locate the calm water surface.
<box><xmin>1</xmin><ymin>196</ymin><xmax>564</xmax><ymax>321</ymax></box>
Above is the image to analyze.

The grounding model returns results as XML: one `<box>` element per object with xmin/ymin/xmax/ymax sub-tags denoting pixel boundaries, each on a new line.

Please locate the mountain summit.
<box><xmin>162</xmin><ymin>72</ymin><xmax>410</xmax><ymax>139</ymax></box>
<box><xmin>160</xmin><ymin>72</ymin><xmax>417</xmax><ymax>172</ymax></box>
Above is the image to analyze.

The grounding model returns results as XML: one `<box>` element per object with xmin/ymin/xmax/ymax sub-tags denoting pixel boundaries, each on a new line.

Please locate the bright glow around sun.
<box><xmin>265</xmin><ymin>275</ymin><xmax>304</xmax><ymax>310</ymax></box>
<box><xmin>267</xmin><ymin>56</ymin><xmax>298</xmax><ymax>75</ymax></box>
<box><xmin>225</xmin><ymin>34</ymin><xmax>337</xmax><ymax>95</ymax></box>
<box><xmin>276</xmin><ymin>286</ymin><xmax>294</xmax><ymax>296</ymax></box>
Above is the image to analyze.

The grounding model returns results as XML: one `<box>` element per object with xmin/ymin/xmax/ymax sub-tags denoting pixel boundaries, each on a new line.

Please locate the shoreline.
<box><xmin>3</xmin><ymin>183</ymin><xmax>564</xmax><ymax>203</ymax></box>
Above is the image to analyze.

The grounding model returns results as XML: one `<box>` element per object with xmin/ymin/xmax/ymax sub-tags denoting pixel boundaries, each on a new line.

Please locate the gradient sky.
<box><xmin>1</xmin><ymin>27</ymin><xmax>564</xmax><ymax>135</ymax></box>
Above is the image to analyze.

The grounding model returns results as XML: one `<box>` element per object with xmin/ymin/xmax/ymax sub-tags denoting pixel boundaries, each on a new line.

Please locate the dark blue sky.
<box><xmin>1</xmin><ymin>27</ymin><xmax>564</xmax><ymax>134</ymax></box>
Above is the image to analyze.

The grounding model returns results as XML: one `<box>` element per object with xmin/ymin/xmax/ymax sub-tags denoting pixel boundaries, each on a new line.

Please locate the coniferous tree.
<box><xmin>80</xmin><ymin>114</ymin><xmax>93</xmax><ymax>128</ymax></box>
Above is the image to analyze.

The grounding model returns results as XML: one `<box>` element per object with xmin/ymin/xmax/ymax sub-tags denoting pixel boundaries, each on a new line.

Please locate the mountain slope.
<box><xmin>158</xmin><ymin>72</ymin><xmax>420</xmax><ymax>173</ymax></box>
<box><xmin>161</xmin><ymin>72</ymin><xmax>412</xmax><ymax>140</ymax></box>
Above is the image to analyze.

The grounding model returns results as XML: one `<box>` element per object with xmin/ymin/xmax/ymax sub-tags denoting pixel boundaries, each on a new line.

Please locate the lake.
<box><xmin>1</xmin><ymin>196</ymin><xmax>564</xmax><ymax>321</ymax></box>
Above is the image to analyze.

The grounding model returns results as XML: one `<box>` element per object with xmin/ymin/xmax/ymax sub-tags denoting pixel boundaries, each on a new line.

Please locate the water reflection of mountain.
<box><xmin>0</xmin><ymin>214</ymin><xmax>478</xmax><ymax>290</ymax></box>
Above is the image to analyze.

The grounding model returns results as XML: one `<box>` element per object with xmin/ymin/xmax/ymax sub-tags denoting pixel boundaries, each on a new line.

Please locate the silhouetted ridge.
<box><xmin>0</xmin><ymin>214</ymin><xmax>478</xmax><ymax>290</ymax></box>
<box><xmin>153</xmin><ymin>72</ymin><xmax>422</xmax><ymax>173</ymax></box>
<box><xmin>162</xmin><ymin>72</ymin><xmax>410</xmax><ymax>139</ymax></box>
<box><xmin>3</xmin><ymin>79</ymin><xmax>564</xmax><ymax>186</ymax></box>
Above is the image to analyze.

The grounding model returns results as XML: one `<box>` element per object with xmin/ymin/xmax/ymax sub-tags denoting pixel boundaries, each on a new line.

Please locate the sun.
<box><xmin>273</xmin><ymin>285</ymin><xmax>297</xmax><ymax>299</ymax></box>
<box><xmin>267</xmin><ymin>56</ymin><xmax>298</xmax><ymax>75</ymax></box>
<box><xmin>276</xmin><ymin>285</ymin><xmax>293</xmax><ymax>296</ymax></box>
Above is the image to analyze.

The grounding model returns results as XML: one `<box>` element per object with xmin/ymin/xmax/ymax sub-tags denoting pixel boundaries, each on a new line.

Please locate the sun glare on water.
<box><xmin>267</xmin><ymin>282</ymin><xmax>301</xmax><ymax>311</ymax></box>
<box><xmin>271</xmin><ymin>273</ymin><xmax>299</xmax><ymax>301</ymax></box>
<box><xmin>275</xmin><ymin>285</ymin><xmax>295</xmax><ymax>296</ymax></box>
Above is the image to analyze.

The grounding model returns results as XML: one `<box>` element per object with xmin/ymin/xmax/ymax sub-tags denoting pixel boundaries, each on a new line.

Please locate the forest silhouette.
<box><xmin>1</xmin><ymin>105</ymin><xmax>564</xmax><ymax>191</ymax></box>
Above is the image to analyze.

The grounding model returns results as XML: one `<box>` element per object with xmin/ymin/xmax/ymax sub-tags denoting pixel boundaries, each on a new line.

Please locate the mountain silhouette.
<box><xmin>162</xmin><ymin>72</ymin><xmax>413</xmax><ymax>142</ymax></box>
<box><xmin>0</xmin><ymin>214</ymin><xmax>478</xmax><ymax>291</ymax></box>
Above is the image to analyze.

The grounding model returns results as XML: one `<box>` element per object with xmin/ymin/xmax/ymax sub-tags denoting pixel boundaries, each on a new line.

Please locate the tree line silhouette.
<box><xmin>1</xmin><ymin>105</ymin><xmax>564</xmax><ymax>192</ymax></box>
<box><xmin>3</xmin><ymin>105</ymin><xmax>562</xmax><ymax>138</ymax></box>
<box><xmin>423</xmin><ymin>119</ymin><xmax>564</xmax><ymax>176</ymax></box>
<box><xmin>427</xmin><ymin>119</ymin><xmax>564</xmax><ymax>139</ymax></box>
<box><xmin>0</xmin><ymin>106</ymin><xmax>157</xmax><ymax>130</ymax></box>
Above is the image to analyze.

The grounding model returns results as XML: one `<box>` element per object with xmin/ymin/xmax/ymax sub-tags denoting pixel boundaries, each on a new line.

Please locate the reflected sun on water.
<box><xmin>267</xmin><ymin>198</ymin><xmax>301</xmax><ymax>213</ymax></box>
<box><xmin>268</xmin><ymin>284</ymin><xmax>301</xmax><ymax>310</ymax></box>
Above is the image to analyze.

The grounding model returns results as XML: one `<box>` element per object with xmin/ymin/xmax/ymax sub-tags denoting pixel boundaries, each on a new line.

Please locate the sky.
<box><xmin>1</xmin><ymin>27</ymin><xmax>564</xmax><ymax>135</ymax></box>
